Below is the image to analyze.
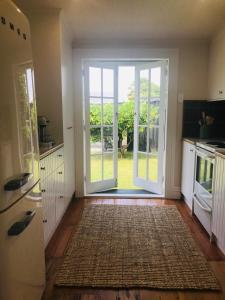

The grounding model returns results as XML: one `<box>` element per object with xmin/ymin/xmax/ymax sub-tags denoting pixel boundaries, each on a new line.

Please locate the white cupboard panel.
<box><xmin>55</xmin><ymin>164</ymin><xmax>65</xmax><ymax>223</ymax></box>
<box><xmin>181</xmin><ymin>141</ymin><xmax>195</xmax><ymax>210</ymax></box>
<box><xmin>212</xmin><ymin>156</ymin><xmax>225</xmax><ymax>254</ymax></box>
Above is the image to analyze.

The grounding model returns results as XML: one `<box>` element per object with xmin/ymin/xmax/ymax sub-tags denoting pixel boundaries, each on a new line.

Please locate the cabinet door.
<box><xmin>55</xmin><ymin>164</ymin><xmax>65</xmax><ymax>223</ymax></box>
<box><xmin>181</xmin><ymin>141</ymin><xmax>195</xmax><ymax>209</ymax></box>
<box><xmin>41</xmin><ymin>174</ymin><xmax>56</xmax><ymax>247</ymax></box>
<box><xmin>212</xmin><ymin>156</ymin><xmax>225</xmax><ymax>254</ymax></box>
<box><xmin>64</xmin><ymin>129</ymin><xmax>75</xmax><ymax>205</ymax></box>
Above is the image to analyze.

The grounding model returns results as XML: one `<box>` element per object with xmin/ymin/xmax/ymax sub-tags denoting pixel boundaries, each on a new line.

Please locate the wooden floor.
<box><xmin>42</xmin><ymin>198</ymin><xmax>225</xmax><ymax>300</ymax></box>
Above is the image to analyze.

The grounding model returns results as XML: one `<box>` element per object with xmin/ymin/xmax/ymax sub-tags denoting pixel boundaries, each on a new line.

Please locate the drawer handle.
<box><xmin>43</xmin><ymin>219</ymin><xmax>47</xmax><ymax>223</ymax></box>
<box><xmin>67</xmin><ymin>126</ymin><xmax>72</xmax><ymax>130</ymax></box>
<box><xmin>41</xmin><ymin>189</ymin><xmax>46</xmax><ymax>193</ymax></box>
<box><xmin>219</xmin><ymin>90</ymin><xmax>223</xmax><ymax>94</ymax></box>
<box><xmin>58</xmin><ymin>171</ymin><xmax>63</xmax><ymax>175</ymax></box>
<box><xmin>59</xmin><ymin>195</ymin><xmax>64</xmax><ymax>199</ymax></box>
<box><xmin>8</xmin><ymin>210</ymin><xmax>36</xmax><ymax>236</ymax></box>
<box><xmin>40</xmin><ymin>167</ymin><xmax>46</xmax><ymax>170</ymax></box>
<box><xmin>58</xmin><ymin>154</ymin><xmax>62</xmax><ymax>157</ymax></box>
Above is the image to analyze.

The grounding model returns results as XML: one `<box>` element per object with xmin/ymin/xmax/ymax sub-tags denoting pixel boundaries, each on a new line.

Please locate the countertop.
<box><xmin>39</xmin><ymin>143</ymin><xmax>64</xmax><ymax>159</ymax></box>
<box><xmin>183</xmin><ymin>138</ymin><xmax>225</xmax><ymax>159</ymax></box>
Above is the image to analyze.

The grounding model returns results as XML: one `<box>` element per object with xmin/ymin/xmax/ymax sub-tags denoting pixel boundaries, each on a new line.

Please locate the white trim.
<box><xmin>73</xmin><ymin>48</ymin><xmax>179</xmax><ymax>198</ymax></box>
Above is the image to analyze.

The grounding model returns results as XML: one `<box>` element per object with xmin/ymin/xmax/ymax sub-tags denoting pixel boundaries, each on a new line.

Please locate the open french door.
<box><xmin>133</xmin><ymin>61</ymin><xmax>167</xmax><ymax>194</ymax></box>
<box><xmin>84</xmin><ymin>62</ymin><xmax>118</xmax><ymax>193</ymax></box>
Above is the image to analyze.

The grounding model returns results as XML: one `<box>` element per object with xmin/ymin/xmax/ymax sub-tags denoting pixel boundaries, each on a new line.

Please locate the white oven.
<box><xmin>193</xmin><ymin>146</ymin><xmax>215</xmax><ymax>235</ymax></box>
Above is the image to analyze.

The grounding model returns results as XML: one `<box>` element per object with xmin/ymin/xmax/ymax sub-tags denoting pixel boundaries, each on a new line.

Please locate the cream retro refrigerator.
<box><xmin>0</xmin><ymin>0</ymin><xmax>45</xmax><ymax>299</ymax></box>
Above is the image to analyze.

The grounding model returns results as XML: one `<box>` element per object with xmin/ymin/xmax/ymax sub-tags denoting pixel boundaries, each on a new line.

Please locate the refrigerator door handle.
<box><xmin>8</xmin><ymin>210</ymin><xmax>36</xmax><ymax>236</ymax></box>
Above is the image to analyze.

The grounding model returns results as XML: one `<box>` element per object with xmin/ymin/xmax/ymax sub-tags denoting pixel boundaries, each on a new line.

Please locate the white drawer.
<box><xmin>193</xmin><ymin>196</ymin><xmax>212</xmax><ymax>235</ymax></box>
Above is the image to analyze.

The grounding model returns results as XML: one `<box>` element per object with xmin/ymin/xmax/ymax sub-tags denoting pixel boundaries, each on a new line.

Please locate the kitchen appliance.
<box><xmin>38</xmin><ymin>115</ymin><xmax>54</xmax><ymax>149</ymax></box>
<box><xmin>193</xmin><ymin>140</ymin><xmax>225</xmax><ymax>237</ymax></box>
<box><xmin>0</xmin><ymin>1</ymin><xmax>45</xmax><ymax>299</ymax></box>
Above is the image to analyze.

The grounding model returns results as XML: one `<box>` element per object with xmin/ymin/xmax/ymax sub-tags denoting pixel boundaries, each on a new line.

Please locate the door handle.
<box><xmin>8</xmin><ymin>210</ymin><xmax>36</xmax><ymax>236</ymax></box>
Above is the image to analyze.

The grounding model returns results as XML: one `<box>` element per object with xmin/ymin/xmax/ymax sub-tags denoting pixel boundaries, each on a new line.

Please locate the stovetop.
<box><xmin>196</xmin><ymin>140</ymin><xmax>225</xmax><ymax>153</ymax></box>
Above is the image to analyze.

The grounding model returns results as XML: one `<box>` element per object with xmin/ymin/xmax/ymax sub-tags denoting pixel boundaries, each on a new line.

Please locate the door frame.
<box><xmin>73</xmin><ymin>48</ymin><xmax>179</xmax><ymax>198</ymax></box>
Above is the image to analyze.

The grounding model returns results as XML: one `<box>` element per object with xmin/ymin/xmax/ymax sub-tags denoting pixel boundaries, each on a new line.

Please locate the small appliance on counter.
<box><xmin>38</xmin><ymin>116</ymin><xmax>55</xmax><ymax>149</ymax></box>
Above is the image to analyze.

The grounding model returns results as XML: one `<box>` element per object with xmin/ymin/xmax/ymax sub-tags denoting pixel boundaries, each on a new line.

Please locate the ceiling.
<box><xmin>14</xmin><ymin>0</ymin><xmax>225</xmax><ymax>44</ymax></box>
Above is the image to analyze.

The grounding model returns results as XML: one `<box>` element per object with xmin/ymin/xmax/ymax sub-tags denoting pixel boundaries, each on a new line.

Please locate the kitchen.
<box><xmin>1</xmin><ymin>0</ymin><xmax>225</xmax><ymax>299</ymax></box>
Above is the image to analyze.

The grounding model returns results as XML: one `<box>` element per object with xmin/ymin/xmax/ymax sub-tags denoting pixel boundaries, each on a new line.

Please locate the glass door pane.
<box><xmin>85</xmin><ymin>63</ymin><xmax>118</xmax><ymax>193</ymax></box>
<box><xmin>134</xmin><ymin>61</ymin><xmax>167</xmax><ymax>194</ymax></box>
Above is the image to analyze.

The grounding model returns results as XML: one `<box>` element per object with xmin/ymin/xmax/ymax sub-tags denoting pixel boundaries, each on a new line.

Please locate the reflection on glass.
<box><xmin>150</xmin><ymin>67</ymin><xmax>161</xmax><ymax>98</ymax></box>
<box><xmin>103</xmin><ymin>153</ymin><xmax>113</xmax><ymax>179</ymax></box>
<box><xmin>91</xmin><ymin>155</ymin><xmax>102</xmax><ymax>182</ymax></box>
<box><xmin>103</xmin><ymin>127</ymin><xmax>113</xmax><ymax>152</ymax></box>
<box><xmin>149</xmin><ymin>126</ymin><xmax>159</xmax><ymax>154</ymax></box>
<box><xmin>138</xmin><ymin>127</ymin><xmax>147</xmax><ymax>152</ymax></box>
<box><xmin>90</xmin><ymin>98</ymin><xmax>101</xmax><ymax>125</ymax></box>
<box><xmin>138</xmin><ymin>152</ymin><xmax>147</xmax><ymax>179</ymax></box>
<box><xmin>103</xmin><ymin>68</ymin><xmax>114</xmax><ymax>97</ymax></box>
<box><xmin>89</xmin><ymin>67</ymin><xmax>101</xmax><ymax>97</ymax></box>
<box><xmin>90</xmin><ymin>127</ymin><xmax>102</xmax><ymax>154</ymax></box>
<box><xmin>140</xmin><ymin>69</ymin><xmax>149</xmax><ymax>99</ymax></box>
<box><xmin>148</xmin><ymin>154</ymin><xmax>158</xmax><ymax>182</ymax></box>
<box><xmin>103</xmin><ymin>98</ymin><xmax>113</xmax><ymax>125</ymax></box>
<box><xmin>149</xmin><ymin>103</ymin><xmax>159</xmax><ymax>126</ymax></box>
<box><xmin>139</xmin><ymin>101</ymin><xmax>147</xmax><ymax>125</ymax></box>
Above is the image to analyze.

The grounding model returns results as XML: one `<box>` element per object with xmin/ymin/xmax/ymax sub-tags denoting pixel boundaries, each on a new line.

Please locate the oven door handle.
<box><xmin>193</xmin><ymin>194</ymin><xmax>212</xmax><ymax>213</ymax></box>
<box><xmin>196</xmin><ymin>149</ymin><xmax>215</xmax><ymax>161</ymax></box>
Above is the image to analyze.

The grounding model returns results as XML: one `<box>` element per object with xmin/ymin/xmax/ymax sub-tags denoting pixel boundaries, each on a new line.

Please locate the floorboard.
<box><xmin>42</xmin><ymin>198</ymin><xmax>225</xmax><ymax>300</ymax></box>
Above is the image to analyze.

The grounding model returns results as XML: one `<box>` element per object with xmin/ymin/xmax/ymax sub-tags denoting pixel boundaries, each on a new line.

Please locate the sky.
<box><xmin>89</xmin><ymin>65</ymin><xmax>161</xmax><ymax>103</ymax></box>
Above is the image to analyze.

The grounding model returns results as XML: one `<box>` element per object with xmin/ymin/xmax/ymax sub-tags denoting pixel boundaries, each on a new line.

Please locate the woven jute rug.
<box><xmin>55</xmin><ymin>205</ymin><xmax>220</xmax><ymax>290</ymax></box>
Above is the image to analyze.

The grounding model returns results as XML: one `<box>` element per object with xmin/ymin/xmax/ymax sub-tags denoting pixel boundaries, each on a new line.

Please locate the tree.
<box><xmin>89</xmin><ymin>78</ymin><xmax>160</xmax><ymax>157</ymax></box>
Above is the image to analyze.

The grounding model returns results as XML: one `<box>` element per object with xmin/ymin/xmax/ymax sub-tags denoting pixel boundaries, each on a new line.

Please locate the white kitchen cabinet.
<box><xmin>181</xmin><ymin>140</ymin><xmax>196</xmax><ymax>210</ymax></box>
<box><xmin>212</xmin><ymin>155</ymin><xmax>225</xmax><ymax>254</ymax></box>
<box><xmin>40</xmin><ymin>145</ymin><xmax>72</xmax><ymax>247</ymax></box>
<box><xmin>208</xmin><ymin>29</ymin><xmax>225</xmax><ymax>100</ymax></box>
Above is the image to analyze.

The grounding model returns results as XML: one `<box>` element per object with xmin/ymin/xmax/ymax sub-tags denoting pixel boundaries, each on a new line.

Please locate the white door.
<box><xmin>84</xmin><ymin>62</ymin><xmax>118</xmax><ymax>193</ymax></box>
<box><xmin>134</xmin><ymin>61</ymin><xmax>167</xmax><ymax>194</ymax></box>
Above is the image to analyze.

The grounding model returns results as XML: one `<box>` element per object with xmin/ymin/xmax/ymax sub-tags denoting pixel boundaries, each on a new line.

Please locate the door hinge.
<box><xmin>115</xmin><ymin>178</ymin><xmax>118</xmax><ymax>187</ymax></box>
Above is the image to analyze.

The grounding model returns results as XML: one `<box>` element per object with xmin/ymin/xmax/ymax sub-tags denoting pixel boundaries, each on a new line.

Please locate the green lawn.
<box><xmin>91</xmin><ymin>151</ymin><xmax>158</xmax><ymax>189</ymax></box>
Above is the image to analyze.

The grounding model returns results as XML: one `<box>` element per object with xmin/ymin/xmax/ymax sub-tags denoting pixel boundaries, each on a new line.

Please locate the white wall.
<box><xmin>60</xmin><ymin>12</ymin><xmax>76</xmax><ymax>199</ymax></box>
<box><xmin>72</xmin><ymin>42</ymin><xmax>209</xmax><ymax>198</ymax></box>
<box><xmin>28</xmin><ymin>10</ymin><xmax>63</xmax><ymax>145</ymax></box>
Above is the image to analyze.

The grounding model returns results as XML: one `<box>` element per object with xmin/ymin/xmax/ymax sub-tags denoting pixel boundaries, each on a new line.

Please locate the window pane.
<box><xmin>90</xmin><ymin>127</ymin><xmax>102</xmax><ymax>154</ymax></box>
<box><xmin>103</xmin><ymin>127</ymin><xmax>113</xmax><ymax>152</ymax></box>
<box><xmin>90</xmin><ymin>98</ymin><xmax>101</xmax><ymax>125</ymax></box>
<box><xmin>138</xmin><ymin>127</ymin><xmax>147</xmax><ymax>152</ymax></box>
<box><xmin>148</xmin><ymin>154</ymin><xmax>158</xmax><ymax>182</ymax></box>
<box><xmin>103</xmin><ymin>153</ymin><xmax>113</xmax><ymax>179</ymax></box>
<box><xmin>140</xmin><ymin>69</ymin><xmax>149</xmax><ymax>99</ymax></box>
<box><xmin>91</xmin><ymin>155</ymin><xmax>102</xmax><ymax>182</ymax></box>
<box><xmin>139</xmin><ymin>101</ymin><xmax>147</xmax><ymax>125</ymax></box>
<box><xmin>103</xmin><ymin>98</ymin><xmax>113</xmax><ymax>125</ymax></box>
<box><xmin>103</xmin><ymin>68</ymin><xmax>114</xmax><ymax>97</ymax></box>
<box><xmin>149</xmin><ymin>102</ymin><xmax>159</xmax><ymax>126</ymax></box>
<box><xmin>150</xmin><ymin>67</ymin><xmax>161</xmax><ymax>98</ymax></box>
<box><xmin>138</xmin><ymin>152</ymin><xmax>147</xmax><ymax>179</ymax></box>
<box><xmin>149</xmin><ymin>126</ymin><xmax>159</xmax><ymax>154</ymax></box>
<box><xmin>89</xmin><ymin>67</ymin><xmax>101</xmax><ymax>97</ymax></box>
